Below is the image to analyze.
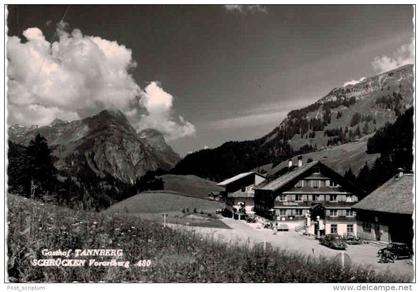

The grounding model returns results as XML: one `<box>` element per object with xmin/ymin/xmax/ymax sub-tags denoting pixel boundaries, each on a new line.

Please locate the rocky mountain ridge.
<box><xmin>8</xmin><ymin>110</ymin><xmax>180</xmax><ymax>183</ymax></box>
<box><xmin>265</xmin><ymin>64</ymin><xmax>413</xmax><ymax>151</ymax></box>
<box><xmin>172</xmin><ymin>64</ymin><xmax>414</xmax><ymax>181</ymax></box>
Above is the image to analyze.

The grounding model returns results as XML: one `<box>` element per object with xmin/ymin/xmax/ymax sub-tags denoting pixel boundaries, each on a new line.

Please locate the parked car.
<box><xmin>246</xmin><ymin>216</ymin><xmax>257</xmax><ymax>223</ymax></box>
<box><xmin>276</xmin><ymin>223</ymin><xmax>289</xmax><ymax>232</ymax></box>
<box><xmin>263</xmin><ymin>222</ymin><xmax>273</xmax><ymax>229</ymax></box>
<box><xmin>343</xmin><ymin>233</ymin><xmax>361</xmax><ymax>245</ymax></box>
<box><xmin>378</xmin><ymin>249</ymin><xmax>395</xmax><ymax>263</ymax></box>
<box><xmin>377</xmin><ymin>242</ymin><xmax>412</xmax><ymax>260</ymax></box>
<box><xmin>319</xmin><ymin>234</ymin><xmax>347</xmax><ymax>250</ymax></box>
<box><xmin>221</xmin><ymin>208</ymin><xmax>233</xmax><ymax>217</ymax></box>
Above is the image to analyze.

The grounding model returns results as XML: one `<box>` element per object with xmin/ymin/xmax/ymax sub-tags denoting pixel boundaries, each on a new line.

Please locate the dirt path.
<box><xmin>169</xmin><ymin>218</ymin><xmax>413</xmax><ymax>279</ymax></box>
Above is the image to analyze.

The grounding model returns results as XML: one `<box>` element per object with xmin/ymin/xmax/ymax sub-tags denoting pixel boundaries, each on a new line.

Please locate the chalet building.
<box><xmin>217</xmin><ymin>172</ymin><xmax>266</xmax><ymax>215</ymax></box>
<box><xmin>352</xmin><ymin>171</ymin><xmax>413</xmax><ymax>246</ymax></box>
<box><xmin>254</xmin><ymin>157</ymin><xmax>364</xmax><ymax>236</ymax></box>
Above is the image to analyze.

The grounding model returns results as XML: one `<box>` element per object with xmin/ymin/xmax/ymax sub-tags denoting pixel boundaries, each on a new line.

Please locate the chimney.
<box><xmin>297</xmin><ymin>155</ymin><xmax>303</xmax><ymax>168</ymax></box>
<box><xmin>397</xmin><ymin>168</ymin><xmax>404</xmax><ymax>178</ymax></box>
<box><xmin>288</xmin><ymin>159</ymin><xmax>293</xmax><ymax>168</ymax></box>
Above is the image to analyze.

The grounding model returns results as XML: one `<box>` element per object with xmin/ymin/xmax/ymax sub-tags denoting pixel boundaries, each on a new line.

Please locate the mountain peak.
<box><xmin>85</xmin><ymin>109</ymin><xmax>133</xmax><ymax>132</ymax></box>
<box><xmin>50</xmin><ymin>118</ymin><xmax>67</xmax><ymax>127</ymax></box>
<box><xmin>318</xmin><ymin>64</ymin><xmax>413</xmax><ymax>105</ymax></box>
<box><xmin>9</xmin><ymin>110</ymin><xmax>181</xmax><ymax>183</ymax></box>
<box><xmin>9</xmin><ymin>123</ymin><xmax>26</xmax><ymax>129</ymax></box>
<box><xmin>139</xmin><ymin>128</ymin><xmax>180</xmax><ymax>166</ymax></box>
<box><xmin>173</xmin><ymin>64</ymin><xmax>413</xmax><ymax>181</ymax></box>
<box><xmin>96</xmin><ymin>109</ymin><xmax>127</xmax><ymax>119</ymax></box>
<box><xmin>139</xmin><ymin>128</ymin><xmax>165</xmax><ymax>139</ymax></box>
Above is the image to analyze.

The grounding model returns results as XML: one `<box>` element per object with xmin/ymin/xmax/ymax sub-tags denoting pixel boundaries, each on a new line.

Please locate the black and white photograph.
<box><xmin>2</xmin><ymin>2</ymin><xmax>417</xmax><ymax>288</ymax></box>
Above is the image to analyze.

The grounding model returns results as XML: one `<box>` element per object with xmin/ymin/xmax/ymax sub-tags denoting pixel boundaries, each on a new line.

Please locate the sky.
<box><xmin>7</xmin><ymin>5</ymin><xmax>414</xmax><ymax>156</ymax></box>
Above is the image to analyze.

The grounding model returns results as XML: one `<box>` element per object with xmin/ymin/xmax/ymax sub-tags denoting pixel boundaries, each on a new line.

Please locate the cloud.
<box><xmin>133</xmin><ymin>82</ymin><xmax>196</xmax><ymax>141</ymax></box>
<box><xmin>342</xmin><ymin>38</ymin><xmax>414</xmax><ymax>87</ymax></box>
<box><xmin>343</xmin><ymin>77</ymin><xmax>366</xmax><ymax>87</ymax></box>
<box><xmin>224</xmin><ymin>5</ymin><xmax>268</xmax><ymax>14</ymax></box>
<box><xmin>140</xmin><ymin>81</ymin><xmax>173</xmax><ymax>115</ymax></box>
<box><xmin>206</xmin><ymin>111</ymin><xmax>288</xmax><ymax>130</ymax></box>
<box><xmin>371</xmin><ymin>38</ymin><xmax>414</xmax><ymax>73</ymax></box>
<box><xmin>7</xmin><ymin>22</ymin><xmax>195</xmax><ymax>140</ymax></box>
<box><xmin>203</xmin><ymin>99</ymin><xmax>311</xmax><ymax>131</ymax></box>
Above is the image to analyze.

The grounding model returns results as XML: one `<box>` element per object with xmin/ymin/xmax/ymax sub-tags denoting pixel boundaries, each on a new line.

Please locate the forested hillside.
<box><xmin>8</xmin><ymin>135</ymin><xmax>164</xmax><ymax>210</ymax></box>
<box><xmin>353</xmin><ymin>107</ymin><xmax>413</xmax><ymax>194</ymax></box>
<box><xmin>173</xmin><ymin>65</ymin><xmax>413</xmax><ymax>181</ymax></box>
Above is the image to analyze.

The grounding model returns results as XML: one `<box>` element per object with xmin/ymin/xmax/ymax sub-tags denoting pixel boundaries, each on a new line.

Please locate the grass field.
<box><xmin>105</xmin><ymin>191</ymin><xmax>224</xmax><ymax>213</ymax></box>
<box><xmin>132</xmin><ymin>212</ymin><xmax>230</xmax><ymax>229</ymax></box>
<box><xmin>7</xmin><ymin>194</ymin><xmax>410</xmax><ymax>283</ymax></box>
<box><xmin>159</xmin><ymin>174</ymin><xmax>223</xmax><ymax>198</ymax></box>
<box><xmin>268</xmin><ymin>138</ymin><xmax>380</xmax><ymax>176</ymax></box>
<box><xmin>103</xmin><ymin>191</ymin><xmax>227</xmax><ymax>228</ymax></box>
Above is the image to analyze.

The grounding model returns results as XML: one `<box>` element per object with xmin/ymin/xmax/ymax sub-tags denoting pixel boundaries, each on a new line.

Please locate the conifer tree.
<box><xmin>25</xmin><ymin>134</ymin><xmax>57</xmax><ymax>198</ymax></box>
<box><xmin>344</xmin><ymin>168</ymin><xmax>356</xmax><ymax>183</ymax></box>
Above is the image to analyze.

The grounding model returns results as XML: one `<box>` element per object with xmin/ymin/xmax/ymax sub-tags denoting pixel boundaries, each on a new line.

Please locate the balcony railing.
<box><xmin>274</xmin><ymin>201</ymin><xmax>356</xmax><ymax>207</ymax></box>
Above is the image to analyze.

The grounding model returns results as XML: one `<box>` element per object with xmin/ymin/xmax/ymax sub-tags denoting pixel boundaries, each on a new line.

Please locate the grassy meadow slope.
<box><xmin>265</xmin><ymin>137</ymin><xmax>380</xmax><ymax>176</ymax></box>
<box><xmin>7</xmin><ymin>194</ymin><xmax>409</xmax><ymax>282</ymax></box>
<box><xmin>104</xmin><ymin>191</ymin><xmax>223</xmax><ymax>214</ymax></box>
<box><xmin>103</xmin><ymin>191</ymin><xmax>228</xmax><ymax>228</ymax></box>
<box><xmin>159</xmin><ymin>174</ymin><xmax>223</xmax><ymax>198</ymax></box>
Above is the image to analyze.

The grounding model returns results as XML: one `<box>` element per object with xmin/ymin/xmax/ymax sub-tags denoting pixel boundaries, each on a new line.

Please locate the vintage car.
<box><xmin>246</xmin><ymin>216</ymin><xmax>257</xmax><ymax>223</ymax></box>
<box><xmin>343</xmin><ymin>233</ymin><xmax>361</xmax><ymax>245</ymax></box>
<box><xmin>319</xmin><ymin>234</ymin><xmax>347</xmax><ymax>250</ymax></box>
<box><xmin>276</xmin><ymin>223</ymin><xmax>289</xmax><ymax>232</ymax></box>
<box><xmin>377</xmin><ymin>242</ymin><xmax>412</xmax><ymax>260</ymax></box>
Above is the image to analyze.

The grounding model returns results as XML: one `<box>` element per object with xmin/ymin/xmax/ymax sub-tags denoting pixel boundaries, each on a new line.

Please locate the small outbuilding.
<box><xmin>217</xmin><ymin>172</ymin><xmax>266</xmax><ymax>214</ymax></box>
<box><xmin>352</xmin><ymin>171</ymin><xmax>413</xmax><ymax>246</ymax></box>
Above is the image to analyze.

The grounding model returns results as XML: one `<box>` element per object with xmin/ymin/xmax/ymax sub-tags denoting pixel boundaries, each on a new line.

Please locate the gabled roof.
<box><xmin>256</xmin><ymin>161</ymin><xmax>319</xmax><ymax>191</ymax></box>
<box><xmin>252</xmin><ymin>163</ymin><xmax>274</xmax><ymax>174</ymax></box>
<box><xmin>255</xmin><ymin>160</ymin><xmax>365</xmax><ymax>196</ymax></box>
<box><xmin>352</xmin><ymin>174</ymin><xmax>413</xmax><ymax>215</ymax></box>
<box><xmin>227</xmin><ymin>190</ymin><xmax>255</xmax><ymax>198</ymax></box>
<box><xmin>217</xmin><ymin>172</ymin><xmax>264</xmax><ymax>187</ymax></box>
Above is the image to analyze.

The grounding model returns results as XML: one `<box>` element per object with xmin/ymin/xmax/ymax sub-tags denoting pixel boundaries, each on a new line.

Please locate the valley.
<box><xmin>7</xmin><ymin>194</ymin><xmax>411</xmax><ymax>282</ymax></box>
<box><xmin>6</xmin><ymin>64</ymin><xmax>414</xmax><ymax>283</ymax></box>
<box><xmin>5</xmin><ymin>4</ymin><xmax>415</xmax><ymax>286</ymax></box>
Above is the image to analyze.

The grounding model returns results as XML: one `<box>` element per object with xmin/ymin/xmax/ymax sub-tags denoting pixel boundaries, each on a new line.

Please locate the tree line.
<box><xmin>343</xmin><ymin>107</ymin><xmax>413</xmax><ymax>195</ymax></box>
<box><xmin>8</xmin><ymin>134</ymin><xmax>164</xmax><ymax>210</ymax></box>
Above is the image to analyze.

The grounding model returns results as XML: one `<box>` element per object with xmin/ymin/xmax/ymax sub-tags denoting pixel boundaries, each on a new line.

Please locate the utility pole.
<box><xmin>30</xmin><ymin>179</ymin><xmax>37</xmax><ymax>199</ymax></box>
<box><xmin>162</xmin><ymin>213</ymin><xmax>168</xmax><ymax>227</ymax></box>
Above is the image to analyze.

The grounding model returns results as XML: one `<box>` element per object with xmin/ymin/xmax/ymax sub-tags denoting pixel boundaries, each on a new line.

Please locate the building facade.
<box><xmin>217</xmin><ymin>172</ymin><xmax>266</xmax><ymax>215</ymax></box>
<box><xmin>352</xmin><ymin>171</ymin><xmax>413</xmax><ymax>246</ymax></box>
<box><xmin>254</xmin><ymin>158</ymin><xmax>363</xmax><ymax>236</ymax></box>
